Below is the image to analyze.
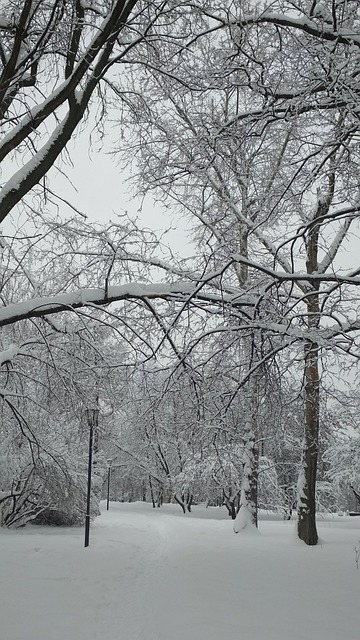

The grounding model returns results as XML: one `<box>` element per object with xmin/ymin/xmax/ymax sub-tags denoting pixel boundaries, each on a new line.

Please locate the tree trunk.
<box><xmin>233</xmin><ymin>431</ymin><xmax>259</xmax><ymax>533</ymax></box>
<box><xmin>233</xmin><ymin>228</ymin><xmax>260</xmax><ymax>534</ymax></box>
<box><xmin>297</xmin><ymin>338</ymin><xmax>319</xmax><ymax>545</ymax></box>
<box><xmin>174</xmin><ymin>494</ymin><xmax>186</xmax><ymax>514</ymax></box>
<box><xmin>223</xmin><ymin>489</ymin><xmax>240</xmax><ymax>519</ymax></box>
<box><xmin>156</xmin><ymin>488</ymin><xmax>163</xmax><ymax>507</ymax></box>
<box><xmin>297</xmin><ymin>215</ymin><xmax>321</xmax><ymax>545</ymax></box>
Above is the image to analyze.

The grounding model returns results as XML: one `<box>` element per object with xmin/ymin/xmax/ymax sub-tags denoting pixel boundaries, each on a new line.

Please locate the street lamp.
<box><xmin>106</xmin><ymin>459</ymin><xmax>112</xmax><ymax>511</ymax></box>
<box><xmin>84</xmin><ymin>406</ymin><xmax>99</xmax><ymax>548</ymax></box>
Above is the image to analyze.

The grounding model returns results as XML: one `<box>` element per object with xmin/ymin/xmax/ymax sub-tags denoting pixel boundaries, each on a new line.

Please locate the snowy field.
<box><xmin>1</xmin><ymin>502</ymin><xmax>359</xmax><ymax>640</ymax></box>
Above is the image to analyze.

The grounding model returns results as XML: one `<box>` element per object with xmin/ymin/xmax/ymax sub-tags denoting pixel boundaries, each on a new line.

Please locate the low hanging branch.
<box><xmin>0</xmin><ymin>280</ymin><xmax>255</xmax><ymax>329</ymax></box>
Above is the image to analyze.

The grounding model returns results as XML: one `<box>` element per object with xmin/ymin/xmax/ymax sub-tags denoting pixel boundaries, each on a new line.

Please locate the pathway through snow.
<box><xmin>0</xmin><ymin>502</ymin><xmax>359</xmax><ymax>640</ymax></box>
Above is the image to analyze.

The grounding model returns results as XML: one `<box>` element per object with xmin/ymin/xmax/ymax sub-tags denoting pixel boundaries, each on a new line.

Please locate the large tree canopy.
<box><xmin>111</xmin><ymin>0</ymin><xmax>360</xmax><ymax>543</ymax></box>
<box><xmin>1</xmin><ymin>1</ymin><xmax>360</xmax><ymax>544</ymax></box>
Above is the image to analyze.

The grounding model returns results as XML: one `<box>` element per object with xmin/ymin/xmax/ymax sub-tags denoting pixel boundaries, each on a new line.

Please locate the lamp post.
<box><xmin>106</xmin><ymin>459</ymin><xmax>112</xmax><ymax>511</ymax></box>
<box><xmin>84</xmin><ymin>407</ymin><xmax>99</xmax><ymax>548</ymax></box>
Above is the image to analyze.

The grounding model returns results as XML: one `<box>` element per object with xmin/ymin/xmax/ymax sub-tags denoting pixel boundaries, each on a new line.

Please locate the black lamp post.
<box><xmin>106</xmin><ymin>459</ymin><xmax>112</xmax><ymax>511</ymax></box>
<box><xmin>84</xmin><ymin>407</ymin><xmax>99</xmax><ymax>548</ymax></box>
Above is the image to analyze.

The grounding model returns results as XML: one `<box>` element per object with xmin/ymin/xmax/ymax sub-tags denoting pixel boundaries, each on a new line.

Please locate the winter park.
<box><xmin>1</xmin><ymin>1</ymin><xmax>360</xmax><ymax>639</ymax></box>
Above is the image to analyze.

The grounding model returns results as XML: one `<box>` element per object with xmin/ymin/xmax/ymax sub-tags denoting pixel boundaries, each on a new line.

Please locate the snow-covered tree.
<box><xmin>114</xmin><ymin>0</ymin><xmax>360</xmax><ymax>545</ymax></box>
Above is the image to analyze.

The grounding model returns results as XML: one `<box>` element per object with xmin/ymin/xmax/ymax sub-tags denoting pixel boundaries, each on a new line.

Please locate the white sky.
<box><xmin>55</xmin><ymin>137</ymin><xmax>193</xmax><ymax>259</ymax></box>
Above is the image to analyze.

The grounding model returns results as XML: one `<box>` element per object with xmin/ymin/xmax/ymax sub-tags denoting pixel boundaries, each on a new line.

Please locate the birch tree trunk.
<box><xmin>233</xmin><ymin>424</ymin><xmax>259</xmax><ymax>533</ymax></box>
<box><xmin>233</xmin><ymin>220</ymin><xmax>259</xmax><ymax>533</ymax></box>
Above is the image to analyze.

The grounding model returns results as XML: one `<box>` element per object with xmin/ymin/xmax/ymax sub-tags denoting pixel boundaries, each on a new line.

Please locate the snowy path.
<box><xmin>1</xmin><ymin>503</ymin><xmax>360</xmax><ymax>640</ymax></box>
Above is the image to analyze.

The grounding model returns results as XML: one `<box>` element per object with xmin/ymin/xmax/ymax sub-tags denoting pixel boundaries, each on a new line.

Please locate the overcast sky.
<box><xmin>55</xmin><ymin>137</ymin><xmax>193</xmax><ymax>259</ymax></box>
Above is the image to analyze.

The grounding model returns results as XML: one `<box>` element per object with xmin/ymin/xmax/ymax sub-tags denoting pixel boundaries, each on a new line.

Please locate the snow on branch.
<box><xmin>0</xmin><ymin>281</ymin><xmax>254</xmax><ymax>329</ymax></box>
<box><xmin>0</xmin><ymin>283</ymin><xmax>192</xmax><ymax>327</ymax></box>
<box><xmin>230</xmin><ymin>254</ymin><xmax>360</xmax><ymax>287</ymax></box>
<box><xmin>235</xmin><ymin>12</ymin><xmax>360</xmax><ymax>48</ymax></box>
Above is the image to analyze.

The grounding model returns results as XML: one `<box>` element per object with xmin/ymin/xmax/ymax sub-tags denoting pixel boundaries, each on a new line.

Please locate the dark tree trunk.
<box><xmin>186</xmin><ymin>494</ymin><xmax>193</xmax><ymax>512</ymax></box>
<box><xmin>174</xmin><ymin>492</ymin><xmax>192</xmax><ymax>514</ymax></box>
<box><xmin>297</xmin><ymin>212</ymin><xmax>321</xmax><ymax>545</ymax></box>
<box><xmin>174</xmin><ymin>494</ymin><xmax>186</xmax><ymax>514</ymax></box>
<box><xmin>223</xmin><ymin>489</ymin><xmax>240</xmax><ymax>520</ymax></box>
<box><xmin>156</xmin><ymin>490</ymin><xmax>163</xmax><ymax>507</ymax></box>
<box><xmin>297</xmin><ymin>338</ymin><xmax>320</xmax><ymax>545</ymax></box>
<box><xmin>149</xmin><ymin>477</ymin><xmax>156</xmax><ymax>508</ymax></box>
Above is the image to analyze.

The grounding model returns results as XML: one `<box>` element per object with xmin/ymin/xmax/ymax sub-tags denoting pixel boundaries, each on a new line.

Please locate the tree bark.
<box><xmin>234</xmin><ymin>424</ymin><xmax>259</xmax><ymax>533</ymax></box>
<box><xmin>297</xmin><ymin>214</ymin><xmax>321</xmax><ymax>545</ymax></box>
<box><xmin>297</xmin><ymin>337</ymin><xmax>319</xmax><ymax>545</ymax></box>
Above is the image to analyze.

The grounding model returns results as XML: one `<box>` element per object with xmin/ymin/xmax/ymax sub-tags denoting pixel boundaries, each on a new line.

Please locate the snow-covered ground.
<box><xmin>1</xmin><ymin>502</ymin><xmax>359</xmax><ymax>640</ymax></box>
